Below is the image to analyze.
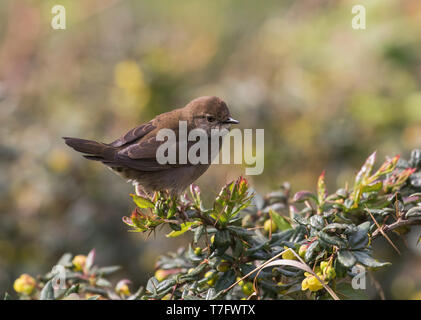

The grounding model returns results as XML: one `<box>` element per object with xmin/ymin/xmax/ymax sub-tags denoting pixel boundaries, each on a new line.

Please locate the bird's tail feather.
<box><xmin>63</xmin><ymin>137</ymin><xmax>115</xmax><ymax>161</ymax></box>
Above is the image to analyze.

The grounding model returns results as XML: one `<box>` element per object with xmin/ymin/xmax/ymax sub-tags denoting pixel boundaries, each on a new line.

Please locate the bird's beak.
<box><xmin>223</xmin><ymin>117</ymin><xmax>240</xmax><ymax>124</ymax></box>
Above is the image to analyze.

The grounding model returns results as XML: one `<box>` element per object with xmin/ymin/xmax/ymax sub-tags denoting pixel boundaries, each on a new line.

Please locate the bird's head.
<box><xmin>184</xmin><ymin>96</ymin><xmax>239</xmax><ymax>134</ymax></box>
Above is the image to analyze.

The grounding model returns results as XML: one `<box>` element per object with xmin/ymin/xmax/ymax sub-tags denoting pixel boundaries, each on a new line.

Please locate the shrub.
<box><xmin>6</xmin><ymin>150</ymin><xmax>421</xmax><ymax>300</ymax></box>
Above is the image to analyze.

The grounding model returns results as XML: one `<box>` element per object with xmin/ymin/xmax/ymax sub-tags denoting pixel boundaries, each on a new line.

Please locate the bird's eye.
<box><xmin>206</xmin><ymin>116</ymin><xmax>216</xmax><ymax>123</ymax></box>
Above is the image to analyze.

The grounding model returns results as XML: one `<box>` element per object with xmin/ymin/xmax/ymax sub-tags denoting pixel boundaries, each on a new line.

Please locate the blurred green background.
<box><xmin>1</xmin><ymin>0</ymin><xmax>421</xmax><ymax>299</ymax></box>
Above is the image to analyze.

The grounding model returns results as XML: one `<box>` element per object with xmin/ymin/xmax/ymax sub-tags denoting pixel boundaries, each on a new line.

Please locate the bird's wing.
<box><xmin>114</xmin><ymin>135</ymin><xmax>201</xmax><ymax>171</ymax></box>
<box><xmin>108</xmin><ymin>122</ymin><xmax>156</xmax><ymax>147</ymax></box>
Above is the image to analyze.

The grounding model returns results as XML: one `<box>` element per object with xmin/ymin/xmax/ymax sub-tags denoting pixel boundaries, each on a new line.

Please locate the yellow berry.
<box><xmin>217</xmin><ymin>260</ymin><xmax>230</xmax><ymax>272</ymax></box>
<box><xmin>205</xmin><ymin>271</ymin><xmax>216</xmax><ymax>286</ymax></box>
<box><xmin>210</xmin><ymin>235</ymin><xmax>215</xmax><ymax>244</ymax></box>
<box><xmin>242</xmin><ymin>282</ymin><xmax>254</xmax><ymax>296</ymax></box>
<box><xmin>298</xmin><ymin>245</ymin><xmax>308</xmax><ymax>258</ymax></box>
<box><xmin>324</xmin><ymin>266</ymin><xmax>336</xmax><ymax>280</ymax></box>
<box><xmin>236</xmin><ymin>277</ymin><xmax>244</xmax><ymax>287</ymax></box>
<box><xmin>263</xmin><ymin>219</ymin><xmax>277</xmax><ymax>233</ymax></box>
<box><xmin>302</xmin><ymin>274</ymin><xmax>324</xmax><ymax>292</ymax></box>
<box><xmin>154</xmin><ymin>269</ymin><xmax>168</xmax><ymax>282</ymax></box>
<box><xmin>281</xmin><ymin>247</ymin><xmax>297</xmax><ymax>260</ymax></box>
<box><xmin>72</xmin><ymin>255</ymin><xmax>87</xmax><ymax>272</ymax></box>
<box><xmin>115</xmin><ymin>280</ymin><xmax>131</xmax><ymax>296</ymax></box>
<box><xmin>13</xmin><ymin>274</ymin><xmax>36</xmax><ymax>295</ymax></box>
<box><xmin>320</xmin><ymin>261</ymin><xmax>328</xmax><ymax>272</ymax></box>
<box><xmin>194</xmin><ymin>247</ymin><xmax>202</xmax><ymax>255</ymax></box>
<box><xmin>161</xmin><ymin>293</ymin><xmax>172</xmax><ymax>300</ymax></box>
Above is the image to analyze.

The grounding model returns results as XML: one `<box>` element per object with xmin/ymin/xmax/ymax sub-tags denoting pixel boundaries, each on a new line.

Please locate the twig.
<box><xmin>372</xmin><ymin>218</ymin><xmax>421</xmax><ymax>238</ymax></box>
<box><xmin>366</xmin><ymin>208</ymin><xmax>401</xmax><ymax>255</ymax></box>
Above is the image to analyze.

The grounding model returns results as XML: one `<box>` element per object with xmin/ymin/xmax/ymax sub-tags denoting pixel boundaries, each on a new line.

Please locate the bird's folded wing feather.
<box><xmin>108</xmin><ymin>122</ymin><xmax>156</xmax><ymax>147</ymax></box>
<box><xmin>115</xmin><ymin>136</ymin><xmax>198</xmax><ymax>171</ymax></box>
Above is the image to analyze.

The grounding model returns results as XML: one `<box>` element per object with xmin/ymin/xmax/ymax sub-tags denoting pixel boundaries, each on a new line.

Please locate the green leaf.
<box><xmin>96</xmin><ymin>278</ymin><xmax>112</xmax><ymax>287</ymax></box>
<box><xmin>318</xmin><ymin>231</ymin><xmax>347</xmax><ymax>248</ymax></box>
<box><xmin>214</xmin><ymin>270</ymin><xmax>236</xmax><ymax>293</ymax></box>
<box><xmin>193</xmin><ymin>225</ymin><xmax>205</xmax><ymax>244</ymax></box>
<box><xmin>97</xmin><ymin>265</ymin><xmax>121</xmax><ymax>275</ymax></box>
<box><xmin>146</xmin><ymin>277</ymin><xmax>159</xmax><ymax>295</ymax></box>
<box><xmin>335</xmin><ymin>282</ymin><xmax>369</xmax><ymax>300</ymax></box>
<box><xmin>40</xmin><ymin>280</ymin><xmax>55</xmax><ymax>300</ymax></box>
<box><xmin>406</xmin><ymin>206</ymin><xmax>421</xmax><ymax>218</ymax></box>
<box><xmin>130</xmin><ymin>194</ymin><xmax>154</xmax><ymax>209</ymax></box>
<box><xmin>56</xmin><ymin>253</ymin><xmax>73</xmax><ymax>266</ymax></box>
<box><xmin>348</xmin><ymin>223</ymin><xmax>370</xmax><ymax>250</ymax></box>
<box><xmin>304</xmin><ymin>240</ymin><xmax>319</xmax><ymax>262</ymax></box>
<box><xmin>270</xmin><ymin>209</ymin><xmax>291</xmax><ymax>231</ymax></box>
<box><xmin>361</xmin><ymin>181</ymin><xmax>383</xmax><ymax>193</ymax></box>
<box><xmin>64</xmin><ymin>284</ymin><xmax>80</xmax><ymax>297</ymax></box>
<box><xmin>213</xmin><ymin>229</ymin><xmax>231</xmax><ymax>247</ymax></box>
<box><xmin>166</xmin><ymin>221</ymin><xmax>199</xmax><ymax>237</ymax></box>
<box><xmin>353</xmin><ymin>250</ymin><xmax>391</xmax><ymax>268</ymax></box>
<box><xmin>309</xmin><ymin>215</ymin><xmax>325</xmax><ymax>230</ymax></box>
<box><xmin>322</xmin><ymin>223</ymin><xmax>352</xmax><ymax>232</ymax></box>
<box><xmin>337</xmin><ymin>250</ymin><xmax>356</xmax><ymax>268</ymax></box>
<box><xmin>355</xmin><ymin>151</ymin><xmax>377</xmax><ymax>187</ymax></box>
<box><xmin>84</xmin><ymin>249</ymin><xmax>96</xmax><ymax>272</ymax></box>
<box><xmin>292</xmin><ymin>191</ymin><xmax>317</xmax><ymax>203</ymax></box>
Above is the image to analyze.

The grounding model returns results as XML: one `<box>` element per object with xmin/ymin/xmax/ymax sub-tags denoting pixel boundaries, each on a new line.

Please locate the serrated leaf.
<box><xmin>309</xmin><ymin>215</ymin><xmax>325</xmax><ymax>230</ymax></box>
<box><xmin>130</xmin><ymin>194</ymin><xmax>154</xmax><ymax>209</ymax></box>
<box><xmin>270</xmin><ymin>209</ymin><xmax>291</xmax><ymax>231</ymax></box>
<box><xmin>322</xmin><ymin>223</ymin><xmax>352</xmax><ymax>232</ymax></box>
<box><xmin>353</xmin><ymin>250</ymin><xmax>391</xmax><ymax>268</ymax></box>
<box><xmin>40</xmin><ymin>280</ymin><xmax>55</xmax><ymax>300</ymax></box>
<box><xmin>337</xmin><ymin>250</ymin><xmax>356</xmax><ymax>268</ymax></box>
<box><xmin>318</xmin><ymin>231</ymin><xmax>347</xmax><ymax>248</ymax></box>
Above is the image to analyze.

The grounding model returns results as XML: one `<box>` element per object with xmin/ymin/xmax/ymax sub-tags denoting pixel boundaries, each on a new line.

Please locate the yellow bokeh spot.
<box><xmin>47</xmin><ymin>148</ymin><xmax>71</xmax><ymax>173</ymax></box>
<box><xmin>112</xmin><ymin>60</ymin><xmax>150</xmax><ymax>113</ymax></box>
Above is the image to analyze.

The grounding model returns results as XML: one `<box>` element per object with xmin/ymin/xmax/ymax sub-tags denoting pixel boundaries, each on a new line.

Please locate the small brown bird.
<box><xmin>64</xmin><ymin>96</ymin><xmax>239</xmax><ymax>196</ymax></box>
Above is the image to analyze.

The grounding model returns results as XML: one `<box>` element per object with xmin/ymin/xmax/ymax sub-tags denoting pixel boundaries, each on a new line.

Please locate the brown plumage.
<box><xmin>63</xmin><ymin>96</ymin><xmax>239</xmax><ymax>196</ymax></box>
